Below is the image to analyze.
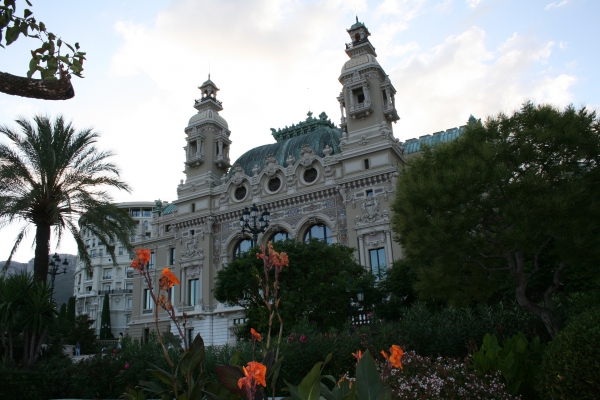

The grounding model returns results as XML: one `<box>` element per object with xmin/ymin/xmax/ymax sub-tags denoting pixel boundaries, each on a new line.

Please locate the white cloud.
<box><xmin>559</xmin><ymin>41</ymin><xmax>568</xmax><ymax>49</ymax></box>
<box><xmin>545</xmin><ymin>1</ymin><xmax>568</xmax><ymax>10</ymax></box>
<box><xmin>467</xmin><ymin>0</ymin><xmax>482</xmax><ymax>8</ymax></box>
<box><xmin>388</xmin><ymin>27</ymin><xmax>577</xmax><ymax>139</ymax></box>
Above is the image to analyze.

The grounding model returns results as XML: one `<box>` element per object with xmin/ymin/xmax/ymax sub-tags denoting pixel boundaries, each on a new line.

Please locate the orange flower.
<box><xmin>237</xmin><ymin>361</ymin><xmax>267</xmax><ymax>389</ymax></box>
<box><xmin>136</xmin><ymin>248</ymin><xmax>151</xmax><ymax>265</ymax></box>
<box><xmin>160</xmin><ymin>268</ymin><xmax>180</xmax><ymax>289</ymax></box>
<box><xmin>352</xmin><ymin>350</ymin><xmax>362</xmax><ymax>362</ymax></box>
<box><xmin>381</xmin><ymin>345</ymin><xmax>403</xmax><ymax>369</ymax></box>
<box><xmin>130</xmin><ymin>259</ymin><xmax>141</xmax><ymax>270</ymax></box>
<box><xmin>250</xmin><ymin>328</ymin><xmax>262</xmax><ymax>342</ymax></box>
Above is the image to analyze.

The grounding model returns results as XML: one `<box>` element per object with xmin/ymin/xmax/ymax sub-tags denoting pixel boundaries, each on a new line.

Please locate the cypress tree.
<box><xmin>67</xmin><ymin>296</ymin><xmax>76</xmax><ymax>322</ymax></box>
<box><xmin>99</xmin><ymin>292</ymin><xmax>112</xmax><ymax>339</ymax></box>
<box><xmin>59</xmin><ymin>303</ymin><xmax>67</xmax><ymax>319</ymax></box>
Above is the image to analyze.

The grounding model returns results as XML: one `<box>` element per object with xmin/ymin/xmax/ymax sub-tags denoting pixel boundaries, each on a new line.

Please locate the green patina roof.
<box><xmin>230</xmin><ymin>111</ymin><xmax>342</xmax><ymax>177</ymax></box>
<box><xmin>403</xmin><ymin>116</ymin><xmax>477</xmax><ymax>154</ymax></box>
<box><xmin>161</xmin><ymin>203</ymin><xmax>177</xmax><ymax>215</ymax></box>
<box><xmin>349</xmin><ymin>16</ymin><xmax>365</xmax><ymax>30</ymax></box>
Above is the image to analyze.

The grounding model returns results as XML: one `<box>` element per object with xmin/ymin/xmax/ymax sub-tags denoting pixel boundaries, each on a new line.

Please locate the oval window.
<box><xmin>235</xmin><ymin>186</ymin><xmax>247</xmax><ymax>201</ymax></box>
<box><xmin>268</xmin><ymin>177</ymin><xmax>281</xmax><ymax>192</ymax></box>
<box><xmin>304</xmin><ymin>167</ymin><xmax>317</xmax><ymax>183</ymax></box>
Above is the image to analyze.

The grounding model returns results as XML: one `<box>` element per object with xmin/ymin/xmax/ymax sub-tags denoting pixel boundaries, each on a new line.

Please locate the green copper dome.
<box><xmin>230</xmin><ymin>112</ymin><xmax>343</xmax><ymax>177</ymax></box>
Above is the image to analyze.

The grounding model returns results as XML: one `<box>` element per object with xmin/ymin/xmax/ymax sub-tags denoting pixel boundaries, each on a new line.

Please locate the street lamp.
<box><xmin>48</xmin><ymin>253</ymin><xmax>69</xmax><ymax>303</ymax></box>
<box><xmin>239</xmin><ymin>203</ymin><xmax>270</xmax><ymax>247</ymax></box>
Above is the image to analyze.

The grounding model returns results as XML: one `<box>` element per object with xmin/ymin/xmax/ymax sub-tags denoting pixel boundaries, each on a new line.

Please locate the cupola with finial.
<box><xmin>345</xmin><ymin>16</ymin><xmax>377</xmax><ymax>58</ymax></box>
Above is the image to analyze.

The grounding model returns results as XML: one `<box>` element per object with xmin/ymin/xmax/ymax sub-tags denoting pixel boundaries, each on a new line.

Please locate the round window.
<box><xmin>304</xmin><ymin>167</ymin><xmax>318</xmax><ymax>183</ymax></box>
<box><xmin>234</xmin><ymin>186</ymin><xmax>247</xmax><ymax>201</ymax></box>
<box><xmin>268</xmin><ymin>177</ymin><xmax>281</xmax><ymax>192</ymax></box>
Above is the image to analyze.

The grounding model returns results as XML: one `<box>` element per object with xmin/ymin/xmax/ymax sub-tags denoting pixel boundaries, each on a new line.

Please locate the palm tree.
<box><xmin>0</xmin><ymin>115</ymin><xmax>136</xmax><ymax>282</ymax></box>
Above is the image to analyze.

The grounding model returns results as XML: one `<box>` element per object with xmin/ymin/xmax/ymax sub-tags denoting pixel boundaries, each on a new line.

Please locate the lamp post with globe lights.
<box><xmin>239</xmin><ymin>203</ymin><xmax>270</xmax><ymax>247</ymax></box>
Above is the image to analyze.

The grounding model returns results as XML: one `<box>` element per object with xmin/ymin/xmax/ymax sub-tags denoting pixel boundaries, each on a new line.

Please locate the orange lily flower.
<box><xmin>352</xmin><ymin>349</ymin><xmax>362</xmax><ymax>362</ymax></box>
<box><xmin>136</xmin><ymin>248</ymin><xmax>151</xmax><ymax>265</ymax></box>
<box><xmin>130</xmin><ymin>259</ymin><xmax>141</xmax><ymax>270</ymax></box>
<box><xmin>238</xmin><ymin>361</ymin><xmax>267</xmax><ymax>389</ymax></box>
<box><xmin>250</xmin><ymin>328</ymin><xmax>262</xmax><ymax>342</ymax></box>
<box><xmin>160</xmin><ymin>268</ymin><xmax>180</xmax><ymax>289</ymax></box>
<box><xmin>381</xmin><ymin>345</ymin><xmax>403</xmax><ymax>369</ymax></box>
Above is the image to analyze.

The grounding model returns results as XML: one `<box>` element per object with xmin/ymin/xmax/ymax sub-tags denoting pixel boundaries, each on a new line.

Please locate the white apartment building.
<box><xmin>73</xmin><ymin>201</ymin><xmax>161</xmax><ymax>338</ymax></box>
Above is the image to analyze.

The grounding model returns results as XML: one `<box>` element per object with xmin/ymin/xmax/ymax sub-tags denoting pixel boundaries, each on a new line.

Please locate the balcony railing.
<box><xmin>345</xmin><ymin>37</ymin><xmax>369</xmax><ymax>49</ymax></box>
<box><xmin>98</xmin><ymin>289</ymin><xmax>133</xmax><ymax>295</ymax></box>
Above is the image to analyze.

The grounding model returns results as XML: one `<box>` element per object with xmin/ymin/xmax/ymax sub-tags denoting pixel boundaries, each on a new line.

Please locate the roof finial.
<box><xmin>356</xmin><ymin>15</ymin><xmax>358</xmax><ymax>23</ymax></box>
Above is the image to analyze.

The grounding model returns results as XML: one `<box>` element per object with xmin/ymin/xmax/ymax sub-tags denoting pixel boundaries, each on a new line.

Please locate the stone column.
<box><xmin>358</xmin><ymin>234</ymin><xmax>366</xmax><ymax>267</ymax></box>
<box><xmin>385</xmin><ymin>88</ymin><xmax>391</xmax><ymax>106</ymax></box>
<box><xmin>181</xmin><ymin>267</ymin><xmax>187</xmax><ymax>305</ymax></box>
<box><xmin>385</xmin><ymin>230</ymin><xmax>393</xmax><ymax>271</ymax></box>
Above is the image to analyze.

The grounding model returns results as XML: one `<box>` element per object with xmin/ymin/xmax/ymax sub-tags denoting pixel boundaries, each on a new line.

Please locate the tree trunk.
<box><xmin>33</xmin><ymin>223</ymin><xmax>51</xmax><ymax>283</ymax></box>
<box><xmin>0</xmin><ymin>71</ymin><xmax>74</xmax><ymax>100</ymax></box>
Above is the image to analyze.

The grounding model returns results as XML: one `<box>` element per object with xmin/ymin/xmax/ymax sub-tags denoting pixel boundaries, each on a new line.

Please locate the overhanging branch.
<box><xmin>0</xmin><ymin>71</ymin><xmax>74</xmax><ymax>100</ymax></box>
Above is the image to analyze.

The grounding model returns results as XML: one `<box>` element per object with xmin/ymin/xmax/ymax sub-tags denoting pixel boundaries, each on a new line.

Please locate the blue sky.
<box><xmin>1</xmin><ymin>0</ymin><xmax>598</xmax><ymax>262</ymax></box>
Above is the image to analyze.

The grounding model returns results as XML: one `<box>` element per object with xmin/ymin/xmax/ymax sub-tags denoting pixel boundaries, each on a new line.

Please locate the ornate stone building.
<box><xmin>128</xmin><ymin>19</ymin><xmax>465</xmax><ymax>345</ymax></box>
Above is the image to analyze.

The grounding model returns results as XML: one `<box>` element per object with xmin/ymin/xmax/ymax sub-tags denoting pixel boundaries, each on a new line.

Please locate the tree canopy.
<box><xmin>392</xmin><ymin>102</ymin><xmax>600</xmax><ymax>337</ymax></box>
<box><xmin>0</xmin><ymin>0</ymin><xmax>86</xmax><ymax>99</ymax></box>
<box><xmin>213</xmin><ymin>239</ymin><xmax>380</xmax><ymax>336</ymax></box>
<box><xmin>0</xmin><ymin>115</ymin><xmax>135</xmax><ymax>282</ymax></box>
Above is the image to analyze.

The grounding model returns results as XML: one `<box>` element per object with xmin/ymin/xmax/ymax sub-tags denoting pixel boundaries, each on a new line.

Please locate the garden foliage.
<box><xmin>472</xmin><ymin>333</ymin><xmax>544</xmax><ymax>398</ymax></box>
<box><xmin>537</xmin><ymin>307</ymin><xmax>600</xmax><ymax>399</ymax></box>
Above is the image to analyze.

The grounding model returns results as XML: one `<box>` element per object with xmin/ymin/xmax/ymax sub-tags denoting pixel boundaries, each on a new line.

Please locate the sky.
<box><xmin>1</xmin><ymin>0</ymin><xmax>598</xmax><ymax>263</ymax></box>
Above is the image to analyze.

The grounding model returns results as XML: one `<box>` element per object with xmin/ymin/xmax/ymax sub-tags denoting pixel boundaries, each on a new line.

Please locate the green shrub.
<box><xmin>0</xmin><ymin>370</ymin><xmax>60</xmax><ymax>400</ymax></box>
<box><xmin>537</xmin><ymin>307</ymin><xmax>600</xmax><ymax>399</ymax></box>
<box><xmin>472</xmin><ymin>332</ymin><xmax>544</xmax><ymax>398</ymax></box>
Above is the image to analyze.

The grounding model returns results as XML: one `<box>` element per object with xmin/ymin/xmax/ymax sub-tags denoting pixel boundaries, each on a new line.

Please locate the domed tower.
<box><xmin>337</xmin><ymin>18</ymin><xmax>400</xmax><ymax>145</ymax></box>
<box><xmin>183</xmin><ymin>76</ymin><xmax>232</xmax><ymax>184</ymax></box>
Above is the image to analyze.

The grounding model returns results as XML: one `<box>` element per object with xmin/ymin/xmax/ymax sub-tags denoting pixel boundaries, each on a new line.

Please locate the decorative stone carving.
<box><xmin>220</xmin><ymin>173</ymin><xmax>229</xmax><ymax>185</ymax></box>
<box><xmin>299</xmin><ymin>144</ymin><xmax>316</xmax><ymax>167</ymax></box>
<box><xmin>187</xmin><ymin>266</ymin><xmax>201</xmax><ymax>279</ymax></box>
<box><xmin>323</xmin><ymin>145</ymin><xmax>333</xmax><ymax>157</ymax></box>
<box><xmin>380</xmin><ymin>121</ymin><xmax>392</xmax><ymax>138</ymax></box>
<box><xmin>206</xmin><ymin>216</ymin><xmax>214</xmax><ymax>233</ymax></box>
<box><xmin>190</xmin><ymin>183</ymin><xmax>200</xmax><ymax>192</ymax></box>
<box><xmin>181</xmin><ymin>236</ymin><xmax>204</xmax><ymax>260</ymax></box>
<box><xmin>230</xmin><ymin>165</ymin><xmax>245</xmax><ymax>186</ymax></box>
<box><xmin>355</xmin><ymin>197</ymin><xmax>390</xmax><ymax>225</ymax></box>
<box><xmin>358</xmin><ymin>135</ymin><xmax>370</xmax><ymax>146</ymax></box>
<box><xmin>263</xmin><ymin>154</ymin><xmax>279</xmax><ymax>177</ymax></box>
<box><xmin>219</xmin><ymin>192</ymin><xmax>229</xmax><ymax>206</ymax></box>
<box><xmin>323</xmin><ymin>165</ymin><xmax>334</xmax><ymax>178</ymax></box>
<box><xmin>286</xmin><ymin>154</ymin><xmax>295</xmax><ymax>167</ymax></box>
<box><xmin>252</xmin><ymin>164</ymin><xmax>260</xmax><ymax>176</ymax></box>
<box><xmin>286</xmin><ymin>174</ymin><xmax>297</xmax><ymax>188</ymax></box>
<box><xmin>205</xmin><ymin>176</ymin><xmax>217</xmax><ymax>188</ymax></box>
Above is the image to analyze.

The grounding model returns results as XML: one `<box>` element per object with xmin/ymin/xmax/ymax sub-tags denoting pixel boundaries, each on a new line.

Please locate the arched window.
<box><xmin>270</xmin><ymin>231</ymin><xmax>291</xmax><ymax>243</ymax></box>
<box><xmin>303</xmin><ymin>224</ymin><xmax>331</xmax><ymax>244</ymax></box>
<box><xmin>233</xmin><ymin>239</ymin><xmax>252</xmax><ymax>260</ymax></box>
<box><xmin>143</xmin><ymin>220</ymin><xmax>149</xmax><ymax>231</ymax></box>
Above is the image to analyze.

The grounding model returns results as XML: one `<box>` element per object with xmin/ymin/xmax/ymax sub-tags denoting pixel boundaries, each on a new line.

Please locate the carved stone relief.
<box><xmin>181</xmin><ymin>236</ymin><xmax>204</xmax><ymax>261</ymax></box>
<box><xmin>263</xmin><ymin>154</ymin><xmax>279</xmax><ymax>177</ymax></box>
<box><xmin>355</xmin><ymin>197</ymin><xmax>390</xmax><ymax>225</ymax></box>
<box><xmin>299</xmin><ymin>144</ymin><xmax>316</xmax><ymax>167</ymax></box>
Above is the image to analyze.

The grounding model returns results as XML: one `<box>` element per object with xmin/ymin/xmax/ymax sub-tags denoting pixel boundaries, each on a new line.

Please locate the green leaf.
<box><xmin>332</xmin><ymin>378</ymin><xmax>355</xmax><ymax>400</ymax></box>
<box><xmin>298</xmin><ymin>362</ymin><xmax>323</xmax><ymax>400</ymax></box>
<box><xmin>268</xmin><ymin>357</ymin><xmax>284</xmax><ymax>380</ymax></box>
<box><xmin>215</xmin><ymin>364</ymin><xmax>244</xmax><ymax>396</ymax></box>
<box><xmin>39</xmin><ymin>21</ymin><xmax>45</xmax><ymax>31</ymax></box>
<box><xmin>147</xmin><ymin>363</ymin><xmax>176</xmax><ymax>387</ymax></box>
<box><xmin>284</xmin><ymin>381</ymin><xmax>302</xmax><ymax>400</ymax></box>
<box><xmin>23</xmin><ymin>8</ymin><xmax>32</xmax><ymax>18</ymax></box>
<box><xmin>262</xmin><ymin>350</ymin><xmax>274</xmax><ymax>375</ymax></box>
<box><xmin>163</xmin><ymin>331</ymin><xmax>183</xmax><ymax>350</ymax></box>
<box><xmin>139</xmin><ymin>380</ymin><xmax>168</xmax><ymax>395</ymax></box>
<box><xmin>75</xmin><ymin>41</ymin><xmax>79</xmax><ymax>49</ymax></box>
<box><xmin>229</xmin><ymin>350</ymin><xmax>241</xmax><ymax>366</ymax></box>
<box><xmin>5</xmin><ymin>24</ymin><xmax>19</xmax><ymax>45</ymax></box>
<box><xmin>376</xmin><ymin>385</ymin><xmax>392</xmax><ymax>400</ymax></box>
<box><xmin>180</xmin><ymin>333</ymin><xmax>205</xmax><ymax>377</ymax></box>
<box><xmin>355</xmin><ymin>350</ymin><xmax>384</xmax><ymax>400</ymax></box>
